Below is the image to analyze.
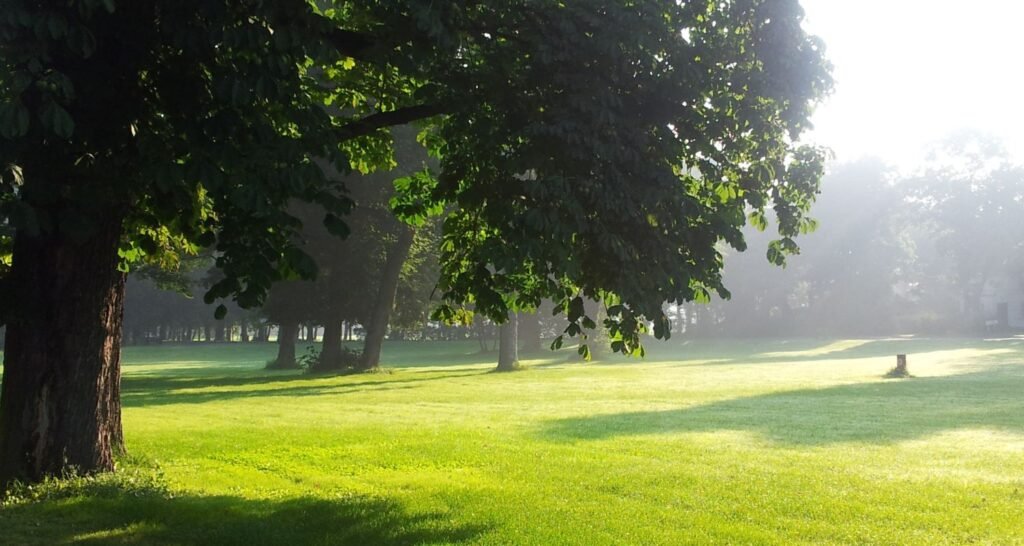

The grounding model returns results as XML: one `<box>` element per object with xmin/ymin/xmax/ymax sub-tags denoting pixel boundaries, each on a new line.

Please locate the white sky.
<box><xmin>799</xmin><ymin>0</ymin><xmax>1024</xmax><ymax>167</ymax></box>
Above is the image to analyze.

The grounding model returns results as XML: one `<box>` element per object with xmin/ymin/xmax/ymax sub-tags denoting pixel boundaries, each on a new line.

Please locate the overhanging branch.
<box><xmin>337</xmin><ymin>104</ymin><xmax>448</xmax><ymax>141</ymax></box>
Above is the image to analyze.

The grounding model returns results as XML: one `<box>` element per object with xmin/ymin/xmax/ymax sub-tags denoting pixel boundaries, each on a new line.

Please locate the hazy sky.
<box><xmin>799</xmin><ymin>0</ymin><xmax>1024</xmax><ymax>166</ymax></box>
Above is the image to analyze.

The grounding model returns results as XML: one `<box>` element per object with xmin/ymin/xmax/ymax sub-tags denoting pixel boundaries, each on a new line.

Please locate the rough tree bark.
<box><xmin>497</xmin><ymin>313</ymin><xmax>519</xmax><ymax>371</ymax></box>
<box><xmin>360</xmin><ymin>226</ymin><xmax>415</xmax><ymax>370</ymax></box>
<box><xmin>0</xmin><ymin>213</ymin><xmax>127</xmax><ymax>488</ymax></box>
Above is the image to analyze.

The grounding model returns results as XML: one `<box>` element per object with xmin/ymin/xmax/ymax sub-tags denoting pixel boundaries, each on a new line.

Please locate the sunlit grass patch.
<box><xmin>757</xmin><ymin>338</ymin><xmax>875</xmax><ymax>358</ymax></box>
<box><xmin>3</xmin><ymin>338</ymin><xmax>1023</xmax><ymax>544</ymax></box>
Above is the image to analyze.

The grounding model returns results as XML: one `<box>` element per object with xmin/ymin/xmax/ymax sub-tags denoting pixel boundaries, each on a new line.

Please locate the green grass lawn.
<box><xmin>2</xmin><ymin>337</ymin><xmax>1024</xmax><ymax>545</ymax></box>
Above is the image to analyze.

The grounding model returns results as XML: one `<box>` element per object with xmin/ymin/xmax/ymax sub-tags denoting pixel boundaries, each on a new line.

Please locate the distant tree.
<box><xmin>688</xmin><ymin>139</ymin><xmax>1024</xmax><ymax>339</ymax></box>
<box><xmin>263</xmin><ymin>279</ymin><xmax>318</xmax><ymax>369</ymax></box>
<box><xmin>909</xmin><ymin>134</ymin><xmax>1024</xmax><ymax>330</ymax></box>
<box><xmin>390</xmin><ymin>221</ymin><xmax>442</xmax><ymax>340</ymax></box>
<box><xmin>698</xmin><ymin>160</ymin><xmax>918</xmax><ymax>337</ymax></box>
<box><xmin>0</xmin><ymin>1</ymin><xmax>830</xmax><ymax>486</ymax></box>
<box><xmin>359</xmin><ymin>225</ymin><xmax>416</xmax><ymax>369</ymax></box>
<box><xmin>284</xmin><ymin>127</ymin><xmax>433</xmax><ymax>372</ymax></box>
<box><xmin>784</xmin><ymin>159</ymin><xmax>911</xmax><ymax>335</ymax></box>
<box><xmin>497</xmin><ymin>313</ymin><xmax>519</xmax><ymax>371</ymax></box>
<box><xmin>124</xmin><ymin>257</ymin><xmax>269</xmax><ymax>344</ymax></box>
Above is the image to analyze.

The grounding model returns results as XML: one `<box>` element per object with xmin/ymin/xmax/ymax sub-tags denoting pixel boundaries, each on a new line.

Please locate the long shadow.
<box><xmin>541</xmin><ymin>364</ymin><xmax>1024</xmax><ymax>446</ymax></box>
<box><xmin>122</xmin><ymin>368</ymin><xmax>488</xmax><ymax>408</ymax></box>
<box><xmin>0</xmin><ymin>486</ymin><xmax>488</xmax><ymax>545</ymax></box>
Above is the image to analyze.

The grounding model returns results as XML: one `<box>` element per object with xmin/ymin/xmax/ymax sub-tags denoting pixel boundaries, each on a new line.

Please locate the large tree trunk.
<box><xmin>360</xmin><ymin>226</ymin><xmax>414</xmax><ymax>370</ymax></box>
<box><xmin>497</xmin><ymin>313</ymin><xmax>519</xmax><ymax>371</ymax></box>
<box><xmin>270</xmin><ymin>321</ymin><xmax>299</xmax><ymax>369</ymax></box>
<box><xmin>0</xmin><ymin>213</ymin><xmax>126</xmax><ymax>488</ymax></box>
<box><xmin>312</xmin><ymin>316</ymin><xmax>344</xmax><ymax>373</ymax></box>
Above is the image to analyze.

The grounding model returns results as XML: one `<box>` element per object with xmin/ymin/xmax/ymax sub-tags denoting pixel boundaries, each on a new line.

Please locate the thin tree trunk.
<box><xmin>0</xmin><ymin>212</ymin><xmax>126</xmax><ymax>488</ymax></box>
<box><xmin>476</xmin><ymin>321</ymin><xmax>487</xmax><ymax>353</ymax></box>
<box><xmin>497</xmin><ymin>313</ymin><xmax>519</xmax><ymax>371</ymax></box>
<box><xmin>360</xmin><ymin>226</ymin><xmax>415</xmax><ymax>370</ymax></box>
<box><xmin>239</xmin><ymin>320</ymin><xmax>249</xmax><ymax>343</ymax></box>
<box><xmin>270</xmin><ymin>321</ymin><xmax>299</xmax><ymax>369</ymax></box>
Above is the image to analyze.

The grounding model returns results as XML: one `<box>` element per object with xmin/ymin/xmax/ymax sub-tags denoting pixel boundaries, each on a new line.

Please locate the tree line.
<box><xmin>677</xmin><ymin>133</ymin><xmax>1024</xmax><ymax>338</ymax></box>
<box><xmin>123</xmin><ymin>132</ymin><xmax>1024</xmax><ymax>364</ymax></box>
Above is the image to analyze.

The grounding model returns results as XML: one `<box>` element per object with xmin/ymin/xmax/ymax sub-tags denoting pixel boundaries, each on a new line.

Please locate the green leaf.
<box><xmin>748</xmin><ymin>210</ymin><xmax>768</xmax><ymax>232</ymax></box>
<box><xmin>577</xmin><ymin>343</ymin><xmax>591</xmax><ymax>361</ymax></box>
<box><xmin>40</xmin><ymin>102</ymin><xmax>74</xmax><ymax>139</ymax></box>
<box><xmin>214</xmin><ymin>304</ymin><xmax>227</xmax><ymax>320</ymax></box>
<box><xmin>0</xmin><ymin>102</ymin><xmax>30</xmax><ymax>138</ymax></box>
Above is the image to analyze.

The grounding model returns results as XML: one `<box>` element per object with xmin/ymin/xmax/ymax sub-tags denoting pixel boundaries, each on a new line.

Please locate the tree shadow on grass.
<box><xmin>121</xmin><ymin>368</ymin><xmax>489</xmax><ymax>408</ymax></box>
<box><xmin>0</xmin><ymin>487</ymin><xmax>488</xmax><ymax>545</ymax></box>
<box><xmin>541</xmin><ymin>364</ymin><xmax>1024</xmax><ymax>446</ymax></box>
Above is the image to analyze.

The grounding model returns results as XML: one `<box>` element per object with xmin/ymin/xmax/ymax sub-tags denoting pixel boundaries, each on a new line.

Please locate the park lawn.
<box><xmin>2</xmin><ymin>337</ymin><xmax>1024</xmax><ymax>545</ymax></box>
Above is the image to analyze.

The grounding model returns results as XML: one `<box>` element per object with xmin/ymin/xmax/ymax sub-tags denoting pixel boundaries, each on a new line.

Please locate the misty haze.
<box><xmin>1</xmin><ymin>1</ymin><xmax>1022</xmax><ymax>544</ymax></box>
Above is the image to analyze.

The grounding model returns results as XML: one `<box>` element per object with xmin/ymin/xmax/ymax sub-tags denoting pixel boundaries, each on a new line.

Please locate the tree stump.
<box><xmin>886</xmin><ymin>354</ymin><xmax>910</xmax><ymax>378</ymax></box>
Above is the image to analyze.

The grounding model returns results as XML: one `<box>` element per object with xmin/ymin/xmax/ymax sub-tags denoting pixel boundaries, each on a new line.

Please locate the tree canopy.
<box><xmin>1</xmin><ymin>0</ymin><xmax>829</xmax><ymax>346</ymax></box>
<box><xmin>0</xmin><ymin>0</ymin><xmax>831</xmax><ymax>486</ymax></box>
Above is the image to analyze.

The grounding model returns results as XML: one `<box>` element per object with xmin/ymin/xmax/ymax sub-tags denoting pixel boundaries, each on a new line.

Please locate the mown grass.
<box><xmin>2</xmin><ymin>337</ymin><xmax>1024</xmax><ymax>545</ymax></box>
